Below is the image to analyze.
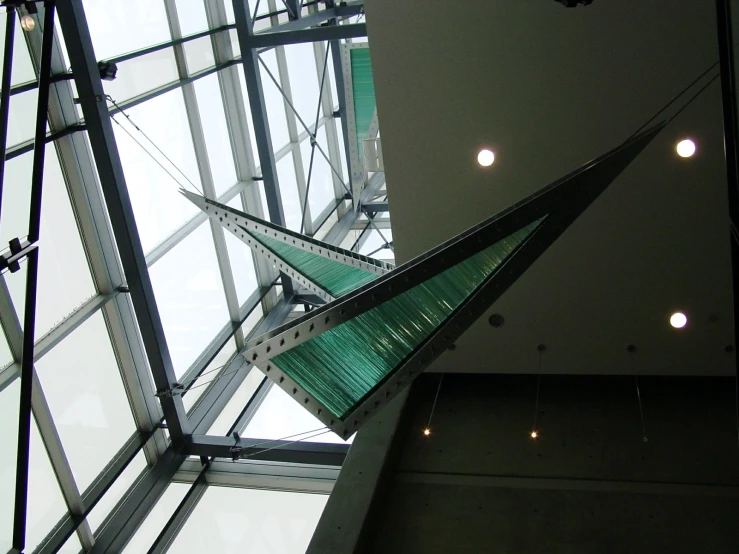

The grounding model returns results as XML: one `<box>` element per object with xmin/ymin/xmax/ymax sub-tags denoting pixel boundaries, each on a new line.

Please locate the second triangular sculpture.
<box><xmin>185</xmin><ymin>123</ymin><xmax>665</xmax><ymax>439</ymax></box>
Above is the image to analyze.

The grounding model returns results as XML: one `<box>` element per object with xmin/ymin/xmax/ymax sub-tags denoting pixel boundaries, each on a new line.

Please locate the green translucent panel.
<box><xmin>273</xmin><ymin>219</ymin><xmax>544</xmax><ymax>419</ymax></box>
<box><xmin>248</xmin><ymin>229</ymin><xmax>379</xmax><ymax>297</ymax></box>
<box><xmin>350</xmin><ymin>48</ymin><xmax>376</xmax><ymax>147</ymax></box>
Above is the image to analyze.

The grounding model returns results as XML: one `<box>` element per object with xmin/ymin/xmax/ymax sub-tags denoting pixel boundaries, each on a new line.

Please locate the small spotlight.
<box><xmin>20</xmin><ymin>15</ymin><xmax>35</xmax><ymax>32</ymax></box>
<box><xmin>423</xmin><ymin>428</ymin><xmax>431</xmax><ymax>437</ymax></box>
<box><xmin>676</xmin><ymin>139</ymin><xmax>696</xmax><ymax>158</ymax></box>
<box><xmin>477</xmin><ymin>149</ymin><xmax>495</xmax><ymax>167</ymax></box>
<box><xmin>530</xmin><ymin>430</ymin><xmax>538</xmax><ymax>439</ymax></box>
<box><xmin>670</xmin><ymin>312</ymin><xmax>688</xmax><ymax>329</ymax></box>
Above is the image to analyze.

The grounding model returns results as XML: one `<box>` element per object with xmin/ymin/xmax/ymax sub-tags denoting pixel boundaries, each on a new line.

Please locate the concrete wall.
<box><xmin>330</xmin><ymin>374</ymin><xmax>739</xmax><ymax>554</ymax></box>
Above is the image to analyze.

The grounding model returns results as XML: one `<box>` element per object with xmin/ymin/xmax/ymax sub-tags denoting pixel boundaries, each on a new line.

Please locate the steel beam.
<box><xmin>86</xmin><ymin>449</ymin><xmax>187</xmax><ymax>554</ymax></box>
<box><xmin>57</xmin><ymin>0</ymin><xmax>191</xmax><ymax>442</ymax></box>
<box><xmin>232</xmin><ymin>0</ymin><xmax>294</xmax><ymax>296</ymax></box>
<box><xmin>253</xmin><ymin>2</ymin><xmax>362</xmax><ymax>34</ymax></box>
<box><xmin>0</xmin><ymin>6</ymin><xmax>15</xmax><ymax>217</ymax></box>
<box><xmin>251</xmin><ymin>22</ymin><xmax>367</xmax><ymax>48</ymax></box>
<box><xmin>187</xmin><ymin>434</ymin><xmax>349</xmax><ymax>465</ymax></box>
<box><xmin>362</xmin><ymin>202</ymin><xmax>389</xmax><ymax>212</ymax></box>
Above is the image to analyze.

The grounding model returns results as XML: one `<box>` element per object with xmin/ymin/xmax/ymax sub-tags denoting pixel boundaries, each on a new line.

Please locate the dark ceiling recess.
<box><xmin>555</xmin><ymin>0</ymin><xmax>593</xmax><ymax>6</ymax></box>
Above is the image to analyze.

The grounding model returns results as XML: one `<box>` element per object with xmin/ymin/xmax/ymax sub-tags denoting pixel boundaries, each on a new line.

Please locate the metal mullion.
<box><xmin>314</xmin><ymin>39</ymin><xmax>347</xmax><ymax>221</ymax></box>
<box><xmin>57</xmin><ymin>0</ymin><xmax>191</xmax><ymax>443</ymax></box>
<box><xmin>0</xmin><ymin>7</ymin><xmax>16</xmax><ymax>221</ymax></box>
<box><xmin>205</xmin><ymin>0</ymin><xmax>278</xmax><ymax>308</ymax></box>
<box><xmin>27</xmin><ymin>1</ymin><xmax>167</xmax><ymax>460</ymax></box>
<box><xmin>250</xmin><ymin>22</ymin><xmax>367</xmax><ymax>48</ymax></box>
<box><xmin>166</xmin><ymin>0</ymin><xmax>245</xmax><ymax>350</ymax></box>
<box><xmin>0</xmin><ymin>275</ymin><xmax>96</xmax><ymax>550</ymax></box>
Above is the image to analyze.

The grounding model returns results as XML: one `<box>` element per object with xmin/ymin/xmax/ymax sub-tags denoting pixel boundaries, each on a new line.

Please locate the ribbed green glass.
<box><xmin>350</xmin><ymin>47</ymin><xmax>376</xmax><ymax>147</ymax></box>
<box><xmin>272</xmin><ymin>219</ymin><xmax>544</xmax><ymax>419</ymax></box>
<box><xmin>248</xmin><ymin>229</ymin><xmax>379</xmax><ymax>297</ymax></box>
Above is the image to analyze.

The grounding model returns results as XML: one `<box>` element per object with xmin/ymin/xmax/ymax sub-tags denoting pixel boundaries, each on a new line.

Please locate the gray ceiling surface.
<box><xmin>364</xmin><ymin>0</ymin><xmax>736</xmax><ymax>375</ymax></box>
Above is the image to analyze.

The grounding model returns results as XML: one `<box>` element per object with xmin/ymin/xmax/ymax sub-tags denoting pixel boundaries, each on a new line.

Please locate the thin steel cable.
<box><xmin>300</xmin><ymin>47</ymin><xmax>331</xmax><ymax>233</ymax></box>
<box><xmin>252</xmin><ymin>0</ymin><xmax>262</xmax><ymax>22</ymax></box>
<box><xmin>107</xmin><ymin>96</ymin><xmax>204</xmax><ymax>195</ymax></box>
<box><xmin>629</xmin><ymin>350</ymin><xmax>648</xmax><ymax>442</ymax></box>
<box><xmin>236</xmin><ymin>426</ymin><xmax>329</xmax><ymax>450</ymax></box>
<box><xmin>532</xmin><ymin>353</ymin><xmax>542</xmax><ymax>433</ymax></box>
<box><xmin>257</xmin><ymin>56</ymin><xmax>353</xmax><ymax>197</ymax></box>
<box><xmin>426</xmin><ymin>373</ymin><xmax>445</xmax><ymax>429</ymax></box>
<box><xmin>237</xmin><ymin>429</ymin><xmax>332</xmax><ymax>459</ymax></box>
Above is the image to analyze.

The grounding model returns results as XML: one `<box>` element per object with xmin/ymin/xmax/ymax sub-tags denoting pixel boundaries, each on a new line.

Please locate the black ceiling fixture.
<box><xmin>555</xmin><ymin>0</ymin><xmax>593</xmax><ymax>6</ymax></box>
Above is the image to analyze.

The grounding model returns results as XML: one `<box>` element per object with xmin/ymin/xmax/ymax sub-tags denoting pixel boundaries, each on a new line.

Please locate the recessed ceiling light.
<box><xmin>676</xmin><ymin>139</ymin><xmax>696</xmax><ymax>158</ymax></box>
<box><xmin>670</xmin><ymin>312</ymin><xmax>688</xmax><ymax>329</ymax></box>
<box><xmin>423</xmin><ymin>428</ymin><xmax>431</xmax><ymax>436</ymax></box>
<box><xmin>530</xmin><ymin>430</ymin><xmax>538</xmax><ymax>439</ymax></box>
<box><xmin>477</xmin><ymin>149</ymin><xmax>495</xmax><ymax>167</ymax></box>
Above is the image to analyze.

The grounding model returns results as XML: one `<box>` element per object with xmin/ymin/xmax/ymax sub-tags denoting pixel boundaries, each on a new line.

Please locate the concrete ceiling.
<box><xmin>364</xmin><ymin>0</ymin><xmax>736</xmax><ymax>375</ymax></box>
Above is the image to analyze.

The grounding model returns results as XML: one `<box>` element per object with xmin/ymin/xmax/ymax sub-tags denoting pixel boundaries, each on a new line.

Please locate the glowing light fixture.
<box><xmin>423</xmin><ymin>428</ymin><xmax>431</xmax><ymax>437</ymax></box>
<box><xmin>670</xmin><ymin>312</ymin><xmax>688</xmax><ymax>329</ymax></box>
<box><xmin>530</xmin><ymin>430</ymin><xmax>538</xmax><ymax>439</ymax></box>
<box><xmin>676</xmin><ymin>139</ymin><xmax>696</xmax><ymax>158</ymax></box>
<box><xmin>20</xmin><ymin>15</ymin><xmax>35</xmax><ymax>32</ymax></box>
<box><xmin>477</xmin><ymin>149</ymin><xmax>495</xmax><ymax>167</ymax></box>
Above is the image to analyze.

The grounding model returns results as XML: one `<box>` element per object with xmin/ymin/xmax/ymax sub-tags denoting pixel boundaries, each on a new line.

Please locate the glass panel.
<box><xmin>302</xmin><ymin>126</ymin><xmax>336</xmax><ymax>222</ymax></box>
<box><xmin>359</xmin><ymin>229</ymin><xmax>390</xmax><ymax>257</ymax></box>
<box><xmin>284</xmin><ymin>43</ymin><xmax>320</xmax><ymax>128</ymax></box>
<box><xmin>114</xmin><ymin>89</ymin><xmax>202</xmax><ymax>254</ymax></box>
<box><xmin>207</xmin><ymin>368</ymin><xmax>264</xmax><ymax>435</ymax></box>
<box><xmin>35</xmin><ymin>311</ymin><xmax>137</xmax><ymax>491</ymax></box>
<box><xmin>0</xmin><ymin>153</ymin><xmax>31</xmax><ymax>249</ymax></box>
<box><xmin>183</xmin><ymin>338</ymin><xmax>237</xmax><ymax>412</ymax></box>
<box><xmin>193</xmin><ymin>74</ymin><xmax>237</xmax><ymax>196</ymax></box>
<box><xmin>102</xmin><ymin>48</ymin><xmax>179</xmax><ymax>104</ymax></box>
<box><xmin>167</xmin><ymin>486</ymin><xmax>328</xmax><ymax>553</ymax></box>
<box><xmin>176</xmin><ymin>0</ymin><xmax>209</xmax><ymax>35</ymax></box>
<box><xmin>313</xmin><ymin>209</ymin><xmax>339</xmax><ymax>242</ymax></box>
<box><xmin>184</xmin><ymin>36</ymin><xmax>216</xmax><ymax>75</ymax></box>
<box><xmin>5</xmin><ymin>146</ymin><xmax>97</xmax><ymax>337</ymax></box>
<box><xmin>259</xmin><ymin>49</ymin><xmax>290</xmax><ymax>152</ymax></box>
<box><xmin>0</xmin><ymin>16</ymin><xmax>36</xmax><ymax>86</ymax></box>
<box><xmin>121</xmin><ymin>483</ymin><xmax>190</xmax><ymax>553</ymax></box>
<box><xmin>335</xmin><ymin>119</ymin><xmax>349</xmax><ymax>185</ymax></box>
<box><xmin>7</xmin><ymin>89</ymin><xmax>38</xmax><ymax>149</ymax></box>
<box><xmin>83</xmin><ymin>0</ymin><xmax>171</xmax><ymax>61</ymax></box>
<box><xmin>25</xmin><ymin>417</ymin><xmax>71</xmax><ymax>552</ymax></box>
<box><xmin>324</xmin><ymin>42</ymin><xmax>339</xmax><ymax>113</ymax></box>
<box><xmin>60</xmin><ymin>532</ymin><xmax>83</xmax><ymax>553</ymax></box>
<box><xmin>243</xmin><ymin>384</ymin><xmax>349</xmax><ymax>444</ymax></box>
<box><xmin>0</xmin><ymin>325</ymin><xmax>12</xmax><ymax>370</ymax></box>
<box><xmin>149</xmin><ymin>221</ymin><xmax>231</xmax><ymax>378</ymax></box>
<box><xmin>247</xmin><ymin>229</ymin><xmax>377</xmax><ymax>297</ymax></box>
<box><xmin>86</xmin><ymin>450</ymin><xmax>148</xmax><ymax>532</ymax></box>
<box><xmin>277</xmin><ymin>152</ymin><xmax>301</xmax><ymax>231</ymax></box>
<box><xmin>224</xmin><ymin>0</ymin><xmax>235</xmax><ymax>23</ymax></box>
<box><xmin>0</xmin><ymin>379</ymin><xmax>19</xmax><ymax>551</ymax></box>
<box><xmin>273</xmin><ymin>220</ymin><xmax>544</xmax><ymax>419</ymax></box>
<box><xmin>236</xmin><ymin>65</ymin><xmax>259</xmax><ymax>169</ymax></box>
<box><xmin>224</xmin><ymin>229</ymin><xmax>259</xmax><ymax>306</ymax></box>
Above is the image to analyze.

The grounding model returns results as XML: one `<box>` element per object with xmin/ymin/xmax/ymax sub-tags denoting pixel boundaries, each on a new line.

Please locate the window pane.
<box><xmin>193</xmin><ymin>74</ymin><xmax>237</xmax><ymax>195</ymax></box>
<box><xmin>277</xmin><ymin>152</ymin><xmax>302</xmax><ymax>232</ymax></box>
<box><xmin>0</xmin><ymin>16</ymin><xmax>36</xmax><ymax>86</ymax></box>
<box><xmin>259</xmin><ymin>49</ymin><xmax>290</xmax><ymax>152</ymax></box>
<box><xmin>83</xmin><ymin>0</ymin><xmax>171</xmax><ymax>61</ymax></box>
<box><xmin>184</xmin><ymin>36</ymin><xmax>216</xmax><ymax>75</ymax></box>
<box><xmin>243</xmin><ymin>385</ymin><xmax>351</xmax><ymax>444</ymax></box>
<box><xmin>284</xmin><ymin>43</ymin><xmax>320</xmax><ymax>128</ymax></box>
<box><xmin>0</xmin><ymin>379</ymin><xmax>19</xmax><ymax>551</ymax></box>
<box><xmin>176</xmin><ymin>0</ymin><xmax>208</xmax><ymax>35</ymax></box>
<box><xmin>301</xmin><ymin>126</ymin><xmax>336</xmax><ymax>222</ymax></box>
<box><xmin>183</xmin><ymin>337</ymin><xmax>237</xmax><ymax>412</ymax></box>
<box><xmin>122</xmin><ymin>483</ymin><xmax>190</xmax><ymax>553</ymax></box>
<box><xmin>229</xmin><ymin>29</ymin><xmax>240</xmax><ymax>58</ymax></box>
<box><xmin>7</xmin><ymin>90</ymin><xmax>38</xmax><ymax>149</ymax></box>
<box><xmin>207</xmin><ymin>367</ymin><xmax>264</xmax><ymax>435</ymax></box>
<box><xmin>150</xmin><ymin>221</ymin><xmax>231</xmax><ymax>378</ymax></box>
<box><xmin>335</xmin><ymin>119</ymin><xmax>349</xmax><ymax>185</ymax></box>
<box><xmin>0</xmin><ymin>152</ymin><xmax>31</xmax><ymax>248</ymax></box>
<box><xmin>103</xmin><ymin>48</ymin><xmax>179</xmax><ymax>104</ymax></box>
<box><xmin>5</xmin><ymin>146</ymin><xmax>97</xmax><ymax>337</ymax></box>
<box><xmin>35</xmin><ymin>311</ymin><xmax>137</xmax><ymax>491</ymax></box>
<box><xmin>324</xmin><ymin>42</ymin><xmax>339</xmax><ymax>113</ymax></box>
<box><xmin>87</xmin><ymin>450</ymin><xmax>148</xmax><ymax>532</ymax></box>
<box><xmin>168</xmin><ymin>486</ymin><xmax>328</xmax><ymax>553</ymax></box>
<box><xmin>26</xmin><ymin>417</ymin><xmax>71</xmax><ymax>552</ymax></box>
<box><xmin>114</xmin><ymin>90</ymin><xmax>202</xmax><ymax>253</ymax></box>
